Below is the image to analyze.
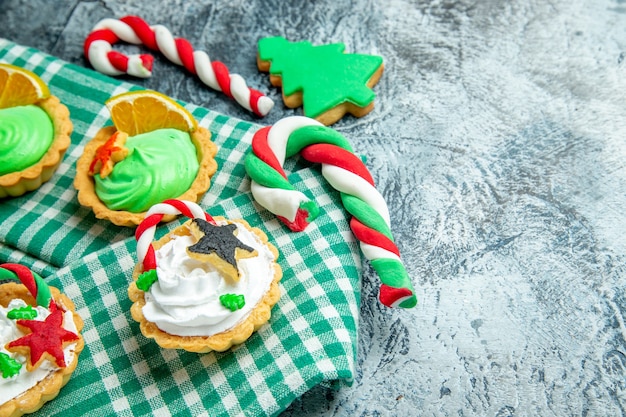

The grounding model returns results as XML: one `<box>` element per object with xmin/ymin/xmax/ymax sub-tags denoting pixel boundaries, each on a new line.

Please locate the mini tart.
<box><xmin>73</xmin><ymin>125</ymin><xmax>217</xmax><ymax>227</ymax></box>
<box><xmin>0</xmin><ymin>283</ymin><xmax>84</xmax><ymax>417</ymax></box>
<box><xmin>128</xmin><ymin>217</ymin><xmax>282</xmax><ymax>353</ymax></box>
<box><xmin>0</xmin><ymin>96</ymin><xmax>72</xmax><ymax>199</ymax></box>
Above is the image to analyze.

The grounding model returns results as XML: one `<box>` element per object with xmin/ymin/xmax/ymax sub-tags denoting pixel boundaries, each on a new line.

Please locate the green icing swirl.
<box><xmin>0</xmin><ymin>105</ymin><xmax>54</xmax><ymax>176</ymax></box>
<box><xmin>94</xmin><ymin>128</ymin><xmax>199</xmax><ymax>213</ymax></box>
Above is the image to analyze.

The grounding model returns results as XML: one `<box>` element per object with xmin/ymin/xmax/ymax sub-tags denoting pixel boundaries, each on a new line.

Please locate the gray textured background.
<box><xmin>3</xmin><ymin>0</ymin><xmax>626</xmax><ymax>415</ymax></box>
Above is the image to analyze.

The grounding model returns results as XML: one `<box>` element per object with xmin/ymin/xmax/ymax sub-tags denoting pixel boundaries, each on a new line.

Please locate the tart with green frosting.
<box><xmin>0</xmin><ymin>64</ymin><xmax>72</xmax><ymax>198</ymax></box>
<box><xmin>73</xmin><ymin>90</ymin><xmax>218</xmax><ymax>226</ymax></box>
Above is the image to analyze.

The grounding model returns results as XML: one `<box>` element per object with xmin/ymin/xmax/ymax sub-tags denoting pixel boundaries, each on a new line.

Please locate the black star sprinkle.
<box><xmin>187</xmin><ymin>218</ymin><xmax>256</xmax><ymax>268</ymax></box>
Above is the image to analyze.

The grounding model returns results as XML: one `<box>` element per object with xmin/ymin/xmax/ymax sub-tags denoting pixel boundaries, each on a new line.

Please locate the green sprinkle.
<box><xmin>136</xmin><ymin>269</ymin><xmax>158</xmax><ymax>291</ymax></box>
<box><xmin>220</xmin><ymin>293</ymin><xmax>246</xmax><ymax>312</ymax></box>
<box><xmin>7</xmin><ymin>305</ymin><xmax>38</xmax><ymax>320</ymax></box>
<box><xmin>0</xmin><ymin>352</ymin><xmax>22</xmax><ymax>379</ymax></box>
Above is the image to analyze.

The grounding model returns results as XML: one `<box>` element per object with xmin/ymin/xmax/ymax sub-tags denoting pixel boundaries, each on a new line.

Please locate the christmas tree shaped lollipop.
<box><xmin>258</xmin><ymin>36</ymin><xmax>384</xmax><ymax>125</ymax></box>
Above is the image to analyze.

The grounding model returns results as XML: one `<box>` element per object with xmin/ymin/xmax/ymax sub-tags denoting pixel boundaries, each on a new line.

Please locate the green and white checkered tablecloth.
<box><xmin>0</xmin><ymin>38</ymin><xmax>361</xmax><ymax>417</ymax></box>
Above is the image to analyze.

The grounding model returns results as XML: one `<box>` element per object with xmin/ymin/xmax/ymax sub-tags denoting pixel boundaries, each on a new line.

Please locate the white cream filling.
<box><xmin>0</xmin><ymin>300</ymin><xmax>78</xmax><ymax>405</ymax></box>
<box><xmin>142</xmin><ymin>221</ymin><xmax>276</xmax><ymax>337</ymax></box>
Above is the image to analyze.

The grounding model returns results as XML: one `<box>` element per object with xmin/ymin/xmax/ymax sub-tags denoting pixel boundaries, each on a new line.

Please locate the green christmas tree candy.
<box><xmin>7</xmin><ymin>305</ymin><xmax>38</xmax><ymax>320</ymax></box>
<box><xmin>0</xmin><ymin>352</ymin><xmax>22</xmax><ymax>378</ymax></box>
<box><xmin>219</xmin><ymin>293</ymin><xmax>246</xmax><ymax>312</ymax></box>
<box><xmin>258</xmin><ymin>36</ymin><xmax>384</xmax><ymax>125</ymax></box>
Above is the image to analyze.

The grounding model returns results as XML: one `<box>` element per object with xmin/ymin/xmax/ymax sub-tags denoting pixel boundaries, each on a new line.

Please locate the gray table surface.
<box><xmin>3</xmin><ymin>0</ymin><xmax>626</xmax><ymax>416</ymax></box>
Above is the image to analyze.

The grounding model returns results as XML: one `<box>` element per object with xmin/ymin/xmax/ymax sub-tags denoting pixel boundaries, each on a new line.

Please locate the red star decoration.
<box><xmin>88</xmin><ymin>130</ymin><xmax>129</xmax><ymax>177</ymax></box>
<box><xmin>6</xmin><ymin>305</ymin><xmax>79</xmax><ymax>371</ymax></box>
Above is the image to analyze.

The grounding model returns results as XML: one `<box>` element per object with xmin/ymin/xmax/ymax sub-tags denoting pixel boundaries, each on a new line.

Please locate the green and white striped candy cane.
<box><xmin>245</xmin><ymin>116</ymin><xmax>417</xmax><ymax>308</ymax></box>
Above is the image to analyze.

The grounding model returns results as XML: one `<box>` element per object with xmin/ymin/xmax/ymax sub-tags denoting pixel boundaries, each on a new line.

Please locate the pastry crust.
<box><xmin>128</xmin><ymin>217</ymin><xmax>282</xmax><ymax>353</ymax></box>
<box><xmin>0</xmin><ymin>283</ymin><xmax>84</xmax><ymax>417</ymax></box>
<box><xmin>73</xmin><ymin>125</ymin><xmax>218</xmax><ymax>227</ymax></box>
<box><xmin>0</xmin><ymin>96</ymin><xmax>72</xmax><ymax>198</ymax></box>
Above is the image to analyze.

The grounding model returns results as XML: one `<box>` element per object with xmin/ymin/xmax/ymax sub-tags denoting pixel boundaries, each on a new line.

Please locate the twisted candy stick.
<box><xmin>244</xmin><ymin>116</ymin><xmax>417</xmax><ymax>308</ymax></box>
<box><xmin>135</xmin><ymin>199</ymin><xmax>214</xmax><ymax>272</ymax></box>
<box><xmin>0</xmin><ymin>263</ymin><xmax>55</xmax><ymax>309</ymax></box>
<box><xmin>84</xmin><ymin>15</ymin><xmax>274</xmax><ymax>117</ymax></box>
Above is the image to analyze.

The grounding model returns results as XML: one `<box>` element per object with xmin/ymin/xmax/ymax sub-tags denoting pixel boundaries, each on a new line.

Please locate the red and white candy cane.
<box><xmin>0</xmin><ymin>263</ymin><xmax>55</xmax><ymax>309</ymax></box>
<box><xmin>84</xmin><ymin>15</ymin><xmax>274</xmax><ymax>117</ymax></box>
<box><xmin>244</xmin><ymin>116</ymin><xmax>417</xmax><ymax>308</ymax></box>
<box><xmin>135</xmin><ymin>199</ymin><xmax>214</xmax><ymax>272</ymax></box>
